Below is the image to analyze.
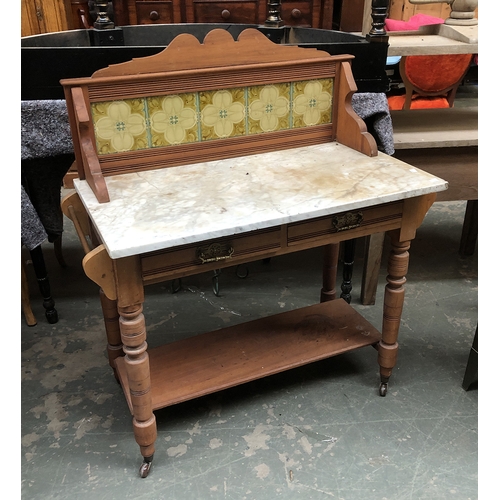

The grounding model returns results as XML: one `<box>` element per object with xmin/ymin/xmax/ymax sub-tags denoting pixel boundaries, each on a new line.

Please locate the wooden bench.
<box><xmin>60</xmin><ymin>28</ymin><xmax>447</xmax><ymax>477</ymax></box>
<box><xmin>360</xmin><ymin>106</ymin><xmax>477</xmax><ymax>304</ymax></box>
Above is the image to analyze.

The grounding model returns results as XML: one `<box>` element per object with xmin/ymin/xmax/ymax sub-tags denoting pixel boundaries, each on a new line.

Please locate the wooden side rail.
<box><xmin>70</xmin><ymin>88</ymin><xmax>110</xmax><ymax>203</ymax></box>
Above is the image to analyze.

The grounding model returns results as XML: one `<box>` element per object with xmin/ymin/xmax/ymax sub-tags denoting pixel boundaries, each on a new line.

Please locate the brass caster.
<box><xmin>139</xmin><ymin>455</ymin><xmax>154</xmax><ymax>478</ymax></box>
<box><xmin>379</xmin><ymin>382</ymin><xmax>388</xmax><ymax>397</ymax></box>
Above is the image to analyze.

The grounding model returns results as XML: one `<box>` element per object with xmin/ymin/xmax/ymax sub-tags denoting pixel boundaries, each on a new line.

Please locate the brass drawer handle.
<box><xmin>332</xmin><ymin>212</ymin><xmax>363</xmax><ymax>232</ymax></box>
<box><xmin>197</xmin><ymin>242</ymin><xmax>234</xmax><ymax>263</ymax></box>
<box><xmin>149</xmin><ymin>10</ymin><xmax>159</xmax><ymax>21</ymax></box>
<box><xmin>221</xmin><ymin>9</ymin><xmax>231</xmax><ymax>19</ymax></box>
<box><xmin>291</xmin><ymin>8</ymin><xmax>302</xmax><ymax>19</ymax></box>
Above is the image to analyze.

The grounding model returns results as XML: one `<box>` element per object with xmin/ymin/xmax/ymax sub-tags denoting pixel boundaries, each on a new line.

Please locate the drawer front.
<box><xmin>141</xmin><ymin>226</ymin><xmax>282</xmax><ymax>283</ymax></box>
<box><xmin>287</xmin><ymin>202</ymin><xmax>403</xmax><ymax>246</ymax></box>
<box><xmin>281</xmin><ymin>1</ymin><xmax>313</xmax><ymax>27</ymax></box>
<box><xmin>135</xmin><ymin>1</ymin><xmax>178</xmax><ymax>24</ymax></box>
<box><xmin>189</xmin><ymin>0</ymin><xmax>262</xmax><ymax>23</ymax></box>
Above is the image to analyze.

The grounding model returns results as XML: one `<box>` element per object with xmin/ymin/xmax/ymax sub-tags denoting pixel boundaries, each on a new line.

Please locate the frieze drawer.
<box><xmin>280</xmin><ymin>1</ymin><xmax>314</xmax><ymax>27</ymax></box>
<box><xmin>141</xmin><ymin>226</ymin><xmax>282</xmax><ymax>283</ymax></box>
<box><xmin>287</xmin><ymin>202</ymin><xmax>404</xmax><ymax>246</ymax></box>
<box><xmin>135</xmin><ymin>1</ymin><xmax>179</xmax><ymax>24</ymax></box>
<box><xmin>187</xmin><ymin>0</ymin><xmax>262</xmax><ymax>24</ymax></box>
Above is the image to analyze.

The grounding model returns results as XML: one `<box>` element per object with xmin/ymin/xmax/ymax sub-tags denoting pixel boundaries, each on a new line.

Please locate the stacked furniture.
<box><xmin>360</xmin><ymin>23</ymin><xmax>478</xmax><ymax>304</ymax></box>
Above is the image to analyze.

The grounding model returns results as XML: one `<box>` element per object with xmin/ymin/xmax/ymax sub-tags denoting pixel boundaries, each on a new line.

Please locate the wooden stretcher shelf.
<box><xmin>115</xmin><ymin>299</ymin><xmax>382</xmax><ymax>412</ymax></box>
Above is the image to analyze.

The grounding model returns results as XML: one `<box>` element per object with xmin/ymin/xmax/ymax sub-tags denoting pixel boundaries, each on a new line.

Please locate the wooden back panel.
<box><xmin>61</xmin><ymin>28</ymin><xmax>376</xmax><ymax>203</ymax></box>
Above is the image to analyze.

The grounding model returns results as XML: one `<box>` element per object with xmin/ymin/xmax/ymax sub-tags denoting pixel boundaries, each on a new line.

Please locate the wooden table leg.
<box><xmin>361</xmin><ymin>232</ymin><xmax>385</xmax><ymax>305</ymax></box>
<box><xmin>320</xmin><ymin>243</ymin><xmax>339</xmax><ymax>302</ymax></box>
<box><xmin>112</xmin><ymin>256</ymin><xmax>157</xmax><ymax>478</ymax></box>
<box><xmin>378</xmin><ymin>230</ymin><xmax>410</xmax><ymax>396</ymax></box>
<box><xmin>83</xmin><ymin>248</ymin><xmax>157</xmax><ymax>477</ymax></box>
<box><xmin>119</xmin><ymin>303</ymin><xmax>157</xmax><ymax>478</ymax></box>
<box><xmin>340</xmin><ymin>239</ymin><xmax>356</xmax><ymax>303</ymax></box>
<box><xmin>29</xmin><ymin>245</ymin><xmax>58</xmax><ymax>324</ymax></box>
<box><xmin>99</xmin><ymin>289</ymin><xmax>123</xmax><ymax>380</ymax></box>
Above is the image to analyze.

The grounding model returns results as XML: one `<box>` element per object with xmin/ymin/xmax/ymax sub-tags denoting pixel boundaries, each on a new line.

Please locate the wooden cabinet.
<box><xmin>114</xmin><ymin>0</ymin><xmax>334</xmax><ymax>28</ymax></box>
<box><xmin>388</xmin><ymin>0</ymin><xmax>451</xmax><ymax>21</ymax></box>
<box><xmin>21</xmin><ymin>0</ymin><xmax>72</xmax><ymax>36</ymax></box>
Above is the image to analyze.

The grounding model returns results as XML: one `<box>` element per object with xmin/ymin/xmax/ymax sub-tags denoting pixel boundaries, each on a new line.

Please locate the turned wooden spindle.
<box><xmin>265</xmin><ymin>0</ymin><xmax>283</xmax><ymax>26</ymax></box>
<box><xmin>119</xmin><ymin>303</ymin><xmax>157</xmax><ymax>478</ymax></box>
<box><xmin>369</xmin><ymin>0</ymin><xmax>389</xmax><ymax>36</ymax></box>
<box><xmin>340</xmin><ymin>239</ymin><xmax>356</xmax><ymax>304</ymax></box>
<box><xmin>93</xmin><ymin>0</ymin><xmax>114</xmax><ymax>29</ymax></box>
<box><xmin>378</xmin><ymin>231</ymin><xmax>410</xmax><ymax>396</ymax></box>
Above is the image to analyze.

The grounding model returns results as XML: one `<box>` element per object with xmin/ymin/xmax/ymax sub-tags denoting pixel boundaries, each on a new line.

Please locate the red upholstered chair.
<box><xmin>388</xmin><ymin>54</ymin><xmax>474</xmax><ymax>110</ymax></box>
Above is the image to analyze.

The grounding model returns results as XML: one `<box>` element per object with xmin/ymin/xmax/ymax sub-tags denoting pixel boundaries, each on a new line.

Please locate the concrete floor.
<box><xmin>21</xmin><ymin>199</ymin><xmax>478</xmax><ymax>499</ymax></box>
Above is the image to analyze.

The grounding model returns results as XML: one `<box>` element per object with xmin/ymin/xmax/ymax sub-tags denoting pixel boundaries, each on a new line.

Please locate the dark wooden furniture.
<box><xmin>21</xmin><ymin>24</ymin><xmax>390</xmax><ymax>101</ymax></box>
<box><xmin>106</xmin><ymin>0</ymin><xmax>335</xmax><ymax>28</ymax></box>
<box><xmin>60</xmin><ymin>28</ymin><xmax>446</xmax><ymax>477</ymax></box>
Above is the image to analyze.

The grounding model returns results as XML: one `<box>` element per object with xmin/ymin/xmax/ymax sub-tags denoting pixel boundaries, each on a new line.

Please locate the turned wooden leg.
<box><xmin>340</xmin><ymin>239</ymin><xmax>356</xmax><ymax>304</ymax></box>
<box><xmin>119</xmin><ymin>304</ymin><xmax>157</xmax><ymax>478</ymax></box>
<box><xmin>378</xmin><ymin>231</ymin><xmax>410</xmax><ymax>396</ymax></box>
<box><xmin>29</xmin><ymin>245</ymin><xmax>58</xmax><ymax>324</ymax></box>
<box><xmin>361</xmin><ymin>232</ymin><xmax>385</xmax><ymax>305</ymax></box>
<box><xmin>320</xmin><ymin>243</ymin><xmax>339</xmax><ymax>302</ymax></box>
<box><xmin>99</xmin><ymin>289</ymin><xmax>123</xmax><ymax>380</ymax></box>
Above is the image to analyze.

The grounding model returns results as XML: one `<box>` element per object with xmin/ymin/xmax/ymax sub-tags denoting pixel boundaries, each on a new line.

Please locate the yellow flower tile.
<box><xmin>292</xmin><ymin>79</ymin><xmax>333</xmax><ymax>128</ymax></box>
<box><xmin>147</xmin><ymin>93</ymin><xmax>198</xmax><ymax>147</ymax></box>
<box><xmin>200</xmin><ymin>88</ymin><xmax>246</xmax><ymax>140</ymax></box>
<box><xmin>248</xmin><ymin>83</ymin><xmax>291</xmax><ymax>134</ymax></box>
<box><xmin>92</xmin><ymin>99</ymin><xmax>148</xmax><ymax>154</ymax></box>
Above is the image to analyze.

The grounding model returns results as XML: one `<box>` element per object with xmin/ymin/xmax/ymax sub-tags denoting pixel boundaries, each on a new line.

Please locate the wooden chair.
<box><xmin>388</xmin><ymin>53</ymin><xmax>473</xmax><ymax>110</ymax></box>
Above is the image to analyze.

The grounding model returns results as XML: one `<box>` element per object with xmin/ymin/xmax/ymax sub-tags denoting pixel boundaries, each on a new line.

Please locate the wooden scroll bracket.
<box><xmin>71</xmin><ymin>87</ymin><xmax>110</xmax><ymax>203</ymax></box>
<box><xmin>334</xmin><ymin>61</ymin><xmax>378</xmax><ymax>157</ymax></box>
<box><xmin>400</xmin><ymin>192</ymin><xmax>438</xmax><ymax>241</ymax></box>
<box><xmin>83</xmin><ymin>246</ymin><xmax>117</xmax><ymax>301</ymax></box>
<box><xmin>61</xmin><ymin>192</ymin><xmax>116</xmax><ymax>300</ymax></box>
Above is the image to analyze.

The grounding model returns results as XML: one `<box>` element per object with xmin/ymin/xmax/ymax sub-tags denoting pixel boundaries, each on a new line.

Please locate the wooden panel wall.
<box><xmin>21</xmin><ymin>0</ymin><xmax>71</xmax><ymax>37</ymax></box>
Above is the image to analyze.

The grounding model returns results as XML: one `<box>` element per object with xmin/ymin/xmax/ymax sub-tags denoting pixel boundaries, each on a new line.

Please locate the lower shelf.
<box><xmin>115</xmin><ymin>298</ymin><xmax>382</xmax><ymax>412</ymax></box>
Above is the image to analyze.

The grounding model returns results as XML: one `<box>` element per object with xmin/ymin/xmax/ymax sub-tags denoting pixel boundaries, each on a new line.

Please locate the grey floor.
<box><xmin>21</xmin><ymin>198</ymin><xmax>478</xmax><ymax>499</ymax></box>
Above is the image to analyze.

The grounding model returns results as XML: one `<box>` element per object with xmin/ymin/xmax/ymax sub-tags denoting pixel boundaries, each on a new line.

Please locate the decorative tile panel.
<box><xmin>91</xmin><ymin>79</ymin><xmax>334</xmax><ymax>154</ymax></box>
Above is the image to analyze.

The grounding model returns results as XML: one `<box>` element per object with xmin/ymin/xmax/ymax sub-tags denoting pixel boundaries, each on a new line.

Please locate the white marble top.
<box><xmin>74</xmin><ymin>142</ymin><xmax>448</xmax><ymax>259</ymax></box>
